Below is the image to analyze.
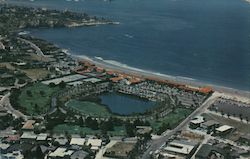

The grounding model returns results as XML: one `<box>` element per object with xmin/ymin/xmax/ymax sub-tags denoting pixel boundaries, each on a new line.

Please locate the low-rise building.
<box><xmin>70</xmin><ymin>138</ymin><xmax>86</xmax><ymax>146</ymax></box>
<box><xmin>36</xmin><ymin>133</ymin><xmax>48</xmax><ymax>141</ymax></box>
<box><xmin>0</xmin><ymin>143</ymin><xmax>10</xmax><ymax>154</ymax></box>
<box><xmin>215</xmin><ymin>125</ymin><xmax>234</xmax><ymax>136</ymax></box>
<box><xmin>201</xmin><ymin>120</ymin><xmax>219</xmax><ymax>131</ymax></box>
<box><xmin>21</xmin><ymin>120</ymin><xmax>36</xmax><ymax>131</ymax></box>
<box><xmin>20</xmin><ymin>132</ymin><xmax>37</xmax><ymax>141</ymax></box>
<box><xmin>86</xmin><ymin>138</ymin><xmax>102</xmax><ymax>151</ymax></box>
<box><xmin>70</xmin><ymin>150</ymin><xmax>89</xmax><ymax>159</ymax></box>
<box><xmin>48</xmin><ymin>147</ymin><xmax>74</xmax><ymax>159</ymax></box>
<box><xmin>162</xmin><ymin>139</ymin><xmax>198</xmax><ymax>159</ymax></box>
<box><xmin>54</xmin><ymin>136</ymin><xmax>68</xmax><ymax>146</ymax></box>
<box><xmin>189</xmin><ymin>116</ymin><xmax>204</xmax><ymax>129</ymax></box>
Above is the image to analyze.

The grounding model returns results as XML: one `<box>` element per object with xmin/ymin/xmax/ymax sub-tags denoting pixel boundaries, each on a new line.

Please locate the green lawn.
<box><xmin>18</xmin><ymin>83</ymin><xmax>59</xmax><ymax>115</ymax></box>
<box><xmin>151</xmin><ymin>108</ymin><xmax>193</xmax><ymax>131</ymax></box>
<box><xmin>53</xmin><ymin>124</ymin><xmax>126</xmax><ymax>136</ymax></box>
<box><xmin>66</xmin><ymin>100</ymin><xmax>112</xmax><ymax>117</ymax></box>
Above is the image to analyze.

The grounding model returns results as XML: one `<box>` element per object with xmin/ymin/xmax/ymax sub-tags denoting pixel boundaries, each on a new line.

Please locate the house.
<box><xmin>20</xmin><ymin>132</ymin><xmax>37</xmax><ymax>141</ymax></box>
<box><xmin>70</xmin><ymin>150</ymin><xmax>89</xmax><ymax>159</ymax></box>
<box><xmin>5</xmin><ymin>135</ymin><xmax>20</xmax><ymax>143</ymax></box>
<box><xmin>48</xmin><ymin>147</ymin><xmax>74</xmax><ymax>159</ymax></box>
<box><xmin>21</xmin><ymin>120</ymin><xmax>36</xmax><ymax>131</ymax></box>
<box><xmin>0</xmin><ymin>143</ymin><xmax>10</xmax><ymax>154</ymax></box>
<box><xmin>54</xmin><ymin>136</ymin><xmax>68</xmax><ymax>146</ymax></box>
<box><xmin>36</xmin><ymin>133</ymin><xmax>48</xmax><ymax>141</ymax></box>
<box><xmin>86</xmin><ymin>139</ymin><xmax>102</xmax><ymax>151</ymax></box>
<box><xmin>2</xmin><ymin>150</ymin><xmax>24</xmax><ymax>159</ymax></box>
<box><xmin>70</xmin><ymin>138</ymin><xmax>85</xmax><ymax>146</ymax></box>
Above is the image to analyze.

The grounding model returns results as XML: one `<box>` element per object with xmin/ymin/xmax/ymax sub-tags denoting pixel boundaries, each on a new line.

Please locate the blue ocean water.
<box><xmin>99</xmin><ymin>93</ymin><xmax>155</xmax><ymax>115</ymax></box>
<box><xmin>8</xmin><ymin>0</ymin><xmax>250</xmax><ymax>91</ymax></box>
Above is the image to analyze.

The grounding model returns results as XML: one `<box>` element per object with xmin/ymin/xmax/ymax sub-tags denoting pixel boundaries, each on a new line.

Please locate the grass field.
<box><xmin>53</xmin><ymin>124</ymin><xmax>126</xmax><ymax>136</ymax></box>
<box><xmin>66</xmin><ymin>100</ymin><xmax>112</xmax><ymax>117</ymax></box>
<box><xmin>151</xmin><ymin>108</ymin><xmax>193</xmax><ymax>131</ymax></box>
<box><xmin>18</xmin><ymin>83</ymin><xmax>59</xmax><ymax>115</ymax></box>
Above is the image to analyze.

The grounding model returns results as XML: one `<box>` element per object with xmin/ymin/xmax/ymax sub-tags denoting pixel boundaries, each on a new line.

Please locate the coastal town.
<box><xmin>0</xmin><ymin>3</ymin><xmax>250</xmax><ymax>159</ymax></box>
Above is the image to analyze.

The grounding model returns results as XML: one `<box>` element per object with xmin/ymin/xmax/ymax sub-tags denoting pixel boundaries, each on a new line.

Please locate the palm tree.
<box><xmin>239</xmin><ymin>113</ymin><xmax>243</xmax><ymax>122</ymax></box>
<box><xmin>220</xmin><ymin>110</ymin><xmax>224</xmax><ymax>117</ymax></box>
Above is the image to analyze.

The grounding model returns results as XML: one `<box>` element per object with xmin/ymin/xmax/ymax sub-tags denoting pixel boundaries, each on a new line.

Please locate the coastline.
<box><xmin>72</xmin><ymin>54</ymin><xmax>250</xmax><ymax>102</ymax></box>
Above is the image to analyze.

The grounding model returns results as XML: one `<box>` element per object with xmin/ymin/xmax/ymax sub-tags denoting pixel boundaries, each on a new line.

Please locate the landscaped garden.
<box><xmin>150</xmin><ymin>108</ymin><xmax>193</xmax><ymax>134</ymax></box>
<box><xmin>53</xmin><ymin>124</ymin><xmax>126</xmax><ymax>136</ymax></box>
<box><xmin>17</xmin><ymin>83</ymin><xmax>59</xmax><ymax>115</ymax></box>
<box><xmin>66</xmin><ymin>99</ymin><xmax>112</xmax><ymax>117</ymax></box>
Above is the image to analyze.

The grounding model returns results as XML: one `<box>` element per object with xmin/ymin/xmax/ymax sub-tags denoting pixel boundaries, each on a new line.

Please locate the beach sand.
<box><xmin>74</xmin><ymin>55</ymin><xmax>250</xmax><ymax>102</ymax></box>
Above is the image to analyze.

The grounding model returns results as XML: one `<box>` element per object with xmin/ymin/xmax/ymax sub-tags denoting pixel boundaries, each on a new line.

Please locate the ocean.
<box><xmin>7</xmin><ymin>0</ymin><xmax>250</xmax><ymax>91</ymax></box>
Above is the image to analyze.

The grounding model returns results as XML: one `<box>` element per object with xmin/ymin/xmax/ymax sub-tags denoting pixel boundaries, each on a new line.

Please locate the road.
<box><xmin>17</xmin><ymin>37</ymin><xmax>45</xmax><ymax>56</ymax></box>
<box><xmin>141</xmin><ymin>92</ymin><xmax>221</xmax><ymax>159</ymax></box>
<box><xmin>0</xmin><ymin>93</ymin><xmax>27</xmax><ymax>120</ymax></box>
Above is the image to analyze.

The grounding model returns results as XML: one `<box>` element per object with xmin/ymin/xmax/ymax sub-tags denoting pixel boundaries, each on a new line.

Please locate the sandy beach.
<box><xmin>73</xmin><ymin>55</ymin><xmax>250</xmax><ymax>101</ymax></box>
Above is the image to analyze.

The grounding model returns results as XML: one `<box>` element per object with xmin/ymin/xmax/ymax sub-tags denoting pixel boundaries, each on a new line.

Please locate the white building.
<box><xmin>70</xmin><ymin>138</ymin><xmax>86</xmax><ymax>146</ymax></box>
<box><xmin>86</xmin><ymin>139</ymin><xmax>102</xmax><ymax>151</ymax></box>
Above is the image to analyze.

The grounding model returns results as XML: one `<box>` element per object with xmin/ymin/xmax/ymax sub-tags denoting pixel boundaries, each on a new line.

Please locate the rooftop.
<box><xmin>83</xmin><ymin>77</ymin><xmax>102</xmax><ymax>83</ymax></box>
<box><xmin>20</xmin><ymin>132</ymin><xmax>37</xmax><ymax>140</ymax></box>
<box><xmin>21</xmin><ymin>120</ymin><xmax>35</xmax><ymax>130</ymax></box>
<box><xmin>36</xmin><ymin>133</ymin><xmax>48</xmax><ymax>141</ymax></box>
<box><xmin>216</xmin><ymin>125</ymin><xmax>233</xmax><ymax>132</ymax></box>
<box><xmin>70</xmin><ymin>138</ymin><xmax>86</xmax><ymax>146</ymax></box>
<box><xmin>86</xmin><ymin>139</ymin><xmax>102</xmax><ymax>148</ymax></box>
<box><xmin>49</xmin><ymin>147</ymin><xmax>74</xmax><ymax>158</ymax></box>
<box><xmin>164</xmin><ymin>140</ymin><xmax>197</xmax><ymax>155</ymax></box>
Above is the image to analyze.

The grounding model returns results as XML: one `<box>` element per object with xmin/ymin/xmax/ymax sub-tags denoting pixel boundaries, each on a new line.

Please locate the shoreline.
<box><xmin>72</xmin><ymin>55</ymin><xmax>250</xmax><ymax>101</ymax></box>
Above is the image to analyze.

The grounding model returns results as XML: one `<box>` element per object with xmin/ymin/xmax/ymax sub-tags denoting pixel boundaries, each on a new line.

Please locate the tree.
<box><xmin>26</xmin><ymin>90</ymin><xmax>32</xmax><ymax>97</ymax></box>
<box><xmin>125</xmin><ymin>122</ymin><xmax>136</xmax><ymax>137</ymax></box>
<box><xmin>34</xmin><ymin>146</ymin><xmax>44</xmax><ymax>159</ymax></box>
<box><xmin>58</xmin><ymin>81</ymin><xmax>66</xmax><ymax>89</ymax></box>
<box><xmin>85</xmin><ymin>117</ymin><xmax>99</xmax><ymax>130</ymax></box>
<box><xmin>239</xmin><ymin>113</ymin><xmax>243</xmax><ymax>122</ymax></box>
<box><xmin>49</xmin><ymin>82</ymin><xmax>56</xmax><ymax>87</ymax></box>
<box><xmin>40</xmin><ymin>90</ymin><xmax>45</xmax><ymax>96</ymax></box>
<box><xmin>100</xmin><ymin>119</ymin><xmax>114</xmax><ymax>132</ymax></box>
